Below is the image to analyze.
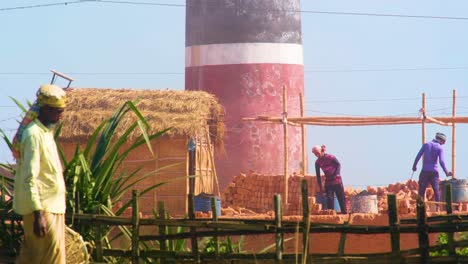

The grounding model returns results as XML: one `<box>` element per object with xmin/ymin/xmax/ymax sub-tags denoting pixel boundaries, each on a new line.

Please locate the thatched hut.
<box><xmin>59</xmin><ymin>88</ymin><xmax>224</xmax><ymax>216</ymax></box>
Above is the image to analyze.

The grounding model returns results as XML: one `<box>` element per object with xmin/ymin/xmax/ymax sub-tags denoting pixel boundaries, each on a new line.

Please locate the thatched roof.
<box><xmin>59</xmin><ymin>88</ymin><xmax>225</xmax><ymax>146</ymax></box>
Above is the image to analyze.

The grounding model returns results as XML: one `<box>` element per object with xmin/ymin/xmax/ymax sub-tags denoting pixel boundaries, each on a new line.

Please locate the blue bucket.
<box><xmin>439</xmin><ymin>179</ymin><xmax>468</xmax><ymax>203</ymax></box>
<box><xmin>194</xmin><ymin>192</ymin><xmax>221</xmax><ymax>216</ymax></box>
<box><xmin>315</xmin><ymin>194</ymin><xmax>341</xmax><ymax>212</ymax></box>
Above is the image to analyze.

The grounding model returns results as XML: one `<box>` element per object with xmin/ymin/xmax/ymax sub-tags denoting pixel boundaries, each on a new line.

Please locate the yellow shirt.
<box><xmin>13</xmin><ymin>120</ymin><xmax>66</xmax><ymax>215</ymax></box>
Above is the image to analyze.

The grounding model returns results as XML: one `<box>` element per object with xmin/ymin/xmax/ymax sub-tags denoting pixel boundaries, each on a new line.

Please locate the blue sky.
<box><xmin>1</xmin><ymin>1</ymin><xmax>468</xmax><ymax>188</ymax></box>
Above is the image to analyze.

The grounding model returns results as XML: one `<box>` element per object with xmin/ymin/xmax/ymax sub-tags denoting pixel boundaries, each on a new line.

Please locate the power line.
<box><xmin>97</xmin><ymin>0</ymin><xmax>184</xmax><ymax>7</ymax></box>
<box><xmin>305</xmin><ymin>96</ymin><xmax>468</xmax><ymax>104</ymax></box>
<box><xmin>0</xmin><ymin>117</ymin><xmax>17</xmax><ymax>123</ymax></box>
<box><xmin>0</xmin><ymin>1</ymin><xmax>87</xmax><ymax>11</ymax></box>
<box><xmin>2</xmin><ymin>0</ymin><xmax>468</xmax><ymax>21</ymax></box>
<box><xmin>1</xmin><ymin>66</ymin><xmax>468</xmax><ymax>75</ymax></box>
<box><xmin>0</xmin><ymin>72</ymin><xmax>183</xmax><ymax>75</ymax></box>
<box><xmin>95</xmin><ymin>1</ymin><xmax>468</xmax><ymax>21</ymax></box>
<box><xmin>305</xmin><ymin>67</ymin><xmax>468</xmax><ymax>73</ymax></box>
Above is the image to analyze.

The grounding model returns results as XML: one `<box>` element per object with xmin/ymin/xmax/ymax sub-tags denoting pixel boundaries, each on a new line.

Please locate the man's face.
<box><xmin>40</xmin><ymin>105</ymin><xmax>65</xmax><ymax>125</ymax></box>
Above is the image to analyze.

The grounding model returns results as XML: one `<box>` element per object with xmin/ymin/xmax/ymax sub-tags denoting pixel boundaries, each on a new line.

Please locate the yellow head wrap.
<box><xmin>37</xmin><ymin>84</ymin><xmax>67</xmax><ymax>108</ymax></box>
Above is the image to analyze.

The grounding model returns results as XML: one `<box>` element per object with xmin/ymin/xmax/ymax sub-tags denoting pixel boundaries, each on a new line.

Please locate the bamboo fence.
<box><xmin>2</xmin><ymin>183</ymin><xmax>468</xmax><ymax>263</ymax></box>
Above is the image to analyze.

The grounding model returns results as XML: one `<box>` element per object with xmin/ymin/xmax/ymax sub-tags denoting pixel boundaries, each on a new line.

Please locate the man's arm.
<box><xmin>438</xmin><ymin>148</ymin><xmax>452</xmax><ymax>177</ymax></box>
<box><xmin>315</xmin><ymin>162</ymin><xmax>323</xmax><ymax>192</ymax></box>
<box><xmin>22</xmin><ymin>133</ymin><xmax>48</xmax><ymax>237</ymax></box>
<box><xmin>412</xmin><ymin>144</ymin><xmax>425</xmax><ymax>171</ymax></box>
<box><xmin>330</xmin><ymin>155</ymin><xmax>341</xmax><ymax>176</ymax></box>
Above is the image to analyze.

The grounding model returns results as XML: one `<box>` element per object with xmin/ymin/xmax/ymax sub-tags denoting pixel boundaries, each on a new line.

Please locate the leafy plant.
<box><xmin>430</xmin><ymin>232</ymin><xmax>468</xmax><ymax>256</ymax></box>
<box><xmin>1</xmin><ymin>98</ymin><xmax>175</xmax><ymax>263</ymax></box>
<box><xmin>201</xmin><ymin>236</ymin><xmax>244</xmax><ymax>254</ymax></box>
<box><xmin>0</xmin><ymin>130</ymin><xmax>23</xmax><ymax>253</ymax></box>
<box><xmin>59</xmin><ymin>100</ymin><xmax>173</xmax><ymax>262</ymax></box>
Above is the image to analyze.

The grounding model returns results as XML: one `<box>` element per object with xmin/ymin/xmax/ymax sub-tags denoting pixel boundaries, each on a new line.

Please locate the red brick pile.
<box><xmin>222</xmin><ymin>173</ymin><xmax>468</xmax><ymax>216</ymax></box>
<box><xmin>221</xmin><ymin>171</ymin><xmax>318</xmax><ymax>215</ymax></box>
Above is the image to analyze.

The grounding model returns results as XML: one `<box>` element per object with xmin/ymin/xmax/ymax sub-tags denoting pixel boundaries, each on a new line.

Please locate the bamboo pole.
<box><xmin>301</xmin><ymin>179</ymin><xmax>310</xmax><ymax>264</ymax></box>
<box><xmin>452</xmin><ymin>89</ymin><xmax>456</xmax><ymax>179</ymax></box>
<box><xmin>189</xmin><ymin>193</ymin><xmax>200</xmax><ymax>263</ymax></box>
<box><xmin>188</xmin><ymin>138</ymin><xmax>200</xmax><ymax>263</ymax></box>
<box><xmin>422</xmin><ymin>93</ymin><xmax>426</xmax><ymax>145</ymax></box>
<box><xmin>188</xmin><ymin>138</ymin><xmax>196</xmax><ymax>199</ymax></box>
<box><xmin>337</xmin><ymin>221</ymin><xmax>348</xmax><ymax>257</ymax></box>
<box><xmin>157</xmin><ymin>201</ymin><xmax>167</xmax><ymax>263</ymax></box>
<box><xmin>274</xmin><ymin>194</ymin><xmax>283</xmax><ymax>262</ymax></box>
<box><xmin>131</xmin><ymin>190</ymin><xmax>140</xmax><ymax>264</ymax></box>
<box><xmin>283</xmin><ymin>85</ymin><xmax>289</xmax><ymax>204</ymax></box>
<box><xmin>387</xmin><ymin>194</ymin><xmax>401</xmax><ymax>257</ymax></box>
<box><xmin>211</xmin><ymin>197</ymin><xmax>220</xmax><ymax>259</ymax></box>
<box><xmin>300</xmin><ymin>93</ymin><xmax>307</xmax><ymax>175</ymax></box>
<box><xmin>205</xmin><ymin>127</ymin><xmax>220</xmax><ymax>196</ymax></box>
<box><xmin>244</xmin><ymin>116</ymin><xmax>468</xmax><ymax>125</ymax></box>
<box><xmin>416</xmin><ymin>197</ymin><xmax>429</xmax><ymax>262</ymax></box>
<box><xmin>445</xmin><ymin>184</ymin><xmax>456</xmax><ymax>256</ymax></box>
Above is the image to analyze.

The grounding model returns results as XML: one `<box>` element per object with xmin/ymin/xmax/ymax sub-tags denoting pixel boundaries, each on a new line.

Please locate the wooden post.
<box><xmin>131</xmin><ymin>190</ymin><xmax>140</xmax><ymax>264</ymax></box>
<box><xmin>188</xmin><ymin>193</ymin><xmax>199</xmax><ymax>263</ymax></box>
<box><xmin>205</xmin><ymin>127</ymin><xmax>221</xmax><ymax>196</ymax></box>
<box><xmin>337</xmin><ymin>221</ymin><xmax>348</xmax><ymax>257</ymax></box>
<box><xmin>452</xmin><ymin>89</ymin><xmax>456</xmax><ymax>178</ymax></box>
<box><xmin>422</xmin><ymin>93</ymin><xmax>426</xmax><ymax>145</ymax></box>
<box><xmin>300</xmin><ymin>93</ymin><xmax>307</xmax><ymax>175</ymax></box>
<box><xmin>301</xmin><ymin>179</ymin><xmax>310</xmax><ymax>264</ymax></box>
<box><xmin>274</xmin><ymin>194</ymin><xmax>283</xmax><ymax>262</ymax></box>
<box><xmin>445</xmin><ymin>184</ymin><xmax>456</xmax><ymax>256</ymax></box>
<box><xmin>387</xmin><ymin>194</ymin><xmax>401</xmax><ymax>257</ymax></box>
<box><xmin>157</xmin><ymin>201</ymin><xmax>167</xmax><ymax>263</ymax></box>
<box><xmin>211</xmin><ymin>197</ymin><xmax>219</xmax><ymax>259</ymax></box>
<box><xmin>283</xmin><ymin>85</ymin><xmax>289</xmax><ymax>204</ymax></box>
<box><xmin>416</xmin><ymin>197</ymin><xmax>429</xmax><ymax>262</ymax></box>
<box><xmin>188</xmin><ymin>138</ymin><xmax>196</xmax><ymax>200</ymax></box>
<box><xmin>187</xmin><ymin>138</ymin><xmax>200</xmax><ymax>263</ymax></box>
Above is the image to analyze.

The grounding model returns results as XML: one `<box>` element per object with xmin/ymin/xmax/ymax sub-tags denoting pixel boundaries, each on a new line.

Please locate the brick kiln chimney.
<box><xmin>185</xmin><ymin>0</ymin><xmax>305</xmax><ymax>190</ymax></box>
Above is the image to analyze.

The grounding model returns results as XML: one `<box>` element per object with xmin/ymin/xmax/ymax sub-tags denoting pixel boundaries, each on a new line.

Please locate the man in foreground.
<box><xmin>13</xmin><ymin>85</ymin><xmax>67</xmax><ymax>263</ymax></box>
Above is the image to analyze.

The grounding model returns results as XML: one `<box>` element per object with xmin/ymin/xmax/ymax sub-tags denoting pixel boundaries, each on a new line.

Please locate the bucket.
<box><xmin>351</xmin><ymin>194</ymin><xmax>378</xmax><ymax>214</ymax></box>
<box><xmin>194</xmin><ymin>192</ymin><xmax>221</xmax><ymax>216</ymax></box>
<box><xmin>315</xmin><ymin>194</ymin><xmax>341</xmax><ymax>212</ymax></box>
<box><xmin>439</xmin><ymin>179</ymin><xmax>468</xmax><ymax>203</ymax></box>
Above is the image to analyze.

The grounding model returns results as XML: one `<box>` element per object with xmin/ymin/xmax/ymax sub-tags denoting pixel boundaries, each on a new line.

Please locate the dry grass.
<box><xmin>59</xmin><ymin>88</ymin><xmax>225</xmax><ymax>148</ymax></box>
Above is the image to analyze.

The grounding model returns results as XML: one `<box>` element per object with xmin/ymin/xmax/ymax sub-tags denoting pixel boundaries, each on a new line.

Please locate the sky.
<box><xmin>1</xmin><ymin>0</ymin><xmax>468</xmax><ymax>189</ymax></box>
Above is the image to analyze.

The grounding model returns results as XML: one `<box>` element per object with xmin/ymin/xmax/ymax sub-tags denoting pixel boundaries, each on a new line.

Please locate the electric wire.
<box><xmin>0</xmin><ymin>1</ymin><xmax>87</xmax><ymax>11</ymax></box>
<box><xmin>2</xmin><ymin>0</ymin><xmax>468</xmax><ymax>22</ymax></box>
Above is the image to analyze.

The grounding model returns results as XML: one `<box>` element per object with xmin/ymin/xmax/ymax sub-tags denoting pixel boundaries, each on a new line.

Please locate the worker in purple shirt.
<box><xmin>412</xmin><ymin>132</ymin><xmax>453</xmax><ymax>203</ymax></box>
<box><xmin>313</xmin><ymin>144</ymin><xmax>347</xmax><ymax>214</ymax></box>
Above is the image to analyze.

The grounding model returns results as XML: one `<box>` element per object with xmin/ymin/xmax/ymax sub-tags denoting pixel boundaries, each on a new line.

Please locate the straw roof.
<box><xmin>59</xmin><ymin>88</ymin><xmax>225</xmax><ymax>146</ymax></box>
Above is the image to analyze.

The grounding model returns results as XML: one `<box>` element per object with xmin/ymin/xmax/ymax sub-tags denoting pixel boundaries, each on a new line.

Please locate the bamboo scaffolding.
<box><xmin>2</xmin><ymin>195</ymin><xmax>468</xmax><ymax>263</ymax></box>
<box><xmin>300</xmin><ymin>93</ymin><xmax>307</xmax><ymax>175</ymax></box>
<box><xmin>282</xmin><ymin>85</ymin><xmax>289</xmax><ymax>205</ymax></box>
<box><xmin>452</xmin><ymin>89</ymin><xmax>457</xmax><ymax>178</ymax></box>
<box><xmin>244</xmin><ymin>115</ymin><xmax>468</xmax><ymax>126</ymax></box>
<box><xmin>422</xmin><ymin>93</ymin><xmax>426</xmax><ymax>144</ymax></box>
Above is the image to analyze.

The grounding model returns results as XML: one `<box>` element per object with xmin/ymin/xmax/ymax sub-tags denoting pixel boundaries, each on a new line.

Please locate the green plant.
<box><xmin>58</xmin><ymin>100</ymin><xmax>172</xmax><ymax>263</ymax></box>
<box><xmin>1</xmin><ymin>98</ymin><xmax>174</xmax><ymax>263</ymax></box>
<box><xmin>0</xmin><ymin>130</ymin><xmax>23</xmax><ymax>253</ymax></box>
<box><xmin>201</xmin><ymin>236</ymin><xmax>244</xmax><ymax>254</ymax></box>
<box><xmin>430</xmin><ymin>232</ymin><xmax>468</xmax><ymax>256</ymax></box>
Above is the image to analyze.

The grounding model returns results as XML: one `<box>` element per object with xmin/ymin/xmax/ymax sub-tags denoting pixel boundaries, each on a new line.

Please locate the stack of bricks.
<box><xmin>221</xmin><ymin>171</ymin><xmax>318</xmax><ymax>215</ymax></box>
<box><xmin>222</xmin><ymin>175</ymin><xmax>468</xmax><ymax>216</ymax></box>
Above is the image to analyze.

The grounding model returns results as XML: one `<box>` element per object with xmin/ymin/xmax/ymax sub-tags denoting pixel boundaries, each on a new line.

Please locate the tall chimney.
<box><xmin>186</xmin><ymin>0</ymin><xmax>304</xmax><ymax>189</ymax></box>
